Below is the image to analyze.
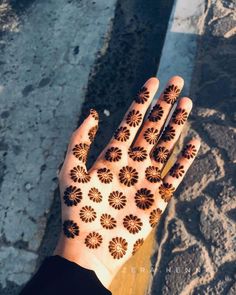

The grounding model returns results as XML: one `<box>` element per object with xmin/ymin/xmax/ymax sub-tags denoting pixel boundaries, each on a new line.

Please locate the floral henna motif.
<box><xmin>70</xmin><ymin>166</ymin><xmax>91</xmax><ymax>183</ymax></box>
<box><xmin>144</xmin><ymin>127</ymin><xmax>159</xmax><ymax>144</ymax></box>
<box><xmin>63</xmin><ymin>186</ymin><xmax>82</xmax><ymax>206</ymax></box>
<box><xmin>132</xmin><ymin>238</ymin><xmax>144</xmax><ymax>255</ymax></box>
<box><xmin>153</xmin><ymin>146</ymin><xmax>169</xmax><ymax>163</ymax></box>
<box><xmin>90</xmin><ymin>109</ymin><xmax>99</xmax><ymax>120</ymax></box>
<box><xmin>119</xmin><ymin>166</ymin><xmax>139</xmax><ymax>187</ymax></box>
<box><xmin>145</xmin><ymin>166</ymin><xmax>161</xmax><ymax>183</ymax></box>
<box><xmin>148</xmin><ymin>104</ymin><xmax>164</xmax><ymax>122</ymax></box>
<box><xmin>63</xmin><ymin>220</ymin><xmax>79</xmax><ymax>239</ymax></box>
<box><xmin>162</xmin><ymin>126</ymin><xmax>175</xmax><ymax>142</ymax></box>
<box><xmin>135</xmin><ymin>86</ymin><xmax>149</xmax><ymax>104</ymax></box>
<box><xmin>72</xmin><ymin>143</ymin><xmax>90</xmax><ymax>163</ymax></box>
<box><xmin>159</xmin><ymin>183</ymin><xmax>175</xmax><ymax>202</ymax></box>
<box><xmin>79</xmin><ymin>206</ymin><xmax>97</xmax><ymax>223</ymax></box>
<box><xmin>100</xmin><ymin>213</ymin><xmax>117</xmax><ymax>229</ymax></box>
<box><xmin>163</xmin><ymin>84</ymin><xmax>181</xmax><ymax>104</ymax></box>
<box><xmin>88</xmin><ymin>125</ymin><xmax>98</xmax><ymax>142</ymax></box>
<box><xmin>108</xmin><ymin>191</ymin><xmax>127</xmax><ymax>210</ymax></box>
<box><xmin>128</xmin><ymin>146</ymin><xmax>148</xmax><ymax>162</ymax></box>
<box><xmin>149</xmin><ymin>208</ymin><xmax>162</xmax><ymax>228</ymax></box>
<box><xmin>172</xmin><ymin>108</ymin><xmax>188</xmax><ymax>125</ymax></box>
<box><xmin>109</xmin><ymin>237</ymin><xmax>128</xmax><ymax>259</ymax></box>
<box><xmin>114</xmin><ymin>126</ymin><xmax>130</xmax><ymax>142</ymax></box>
<box><xmin>123</xmin><ymin>214</ymin><xmax>143</xmax><ymax>234</ymax></box>
<box><xmin>182</xmin><ymin>144</ymin><xmax>197</xmax><ymax>159</ymax></box>
<box><xmin>85</xmin><ymin>232</ymin><xmax>103</xmax><ymax>249</ymax></box>
<box><xmin>105</xmin><ymin>147</ymin><xmax>122</xmax><ymax>162</ymax></box>
<box><xmin>126</xmin><ymin>110</ymin><xmax>142</xmax><ymax>127</ymax></box>
<box><xmin>135</xmin><ymin>188</ymin><xmax>154</xmax><ymax>210</ymax></box>
<box><xmin>97</xmin><ymin>168</ymin><xmax>113</xmax><ymax>184</ymax></box>
<box><xmin>88</xmin><ymin>187</ymin><xmax>102</xmax><ymax>203</ymax></box>
<box><xmin>169</xmin><ymin>163</ymin><xmax>185</xmax><ymax>178</ymax></box>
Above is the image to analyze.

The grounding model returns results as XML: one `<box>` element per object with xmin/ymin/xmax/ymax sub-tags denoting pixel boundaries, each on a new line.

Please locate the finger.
<box><xmin>151</xmin><ymin>97</ymin><xmax>192</xmax><ymax>170</ymax></box>
<box><xmin>133</xmin><ymin>76</ymin><xmax>184</xmax><ymax>154</ymax></box>
<box><xmin>159</xmin><ymin>138</ymin><xmax>201</xmax><ymax>203</ymax></box>
<box><xmin>108</xmin><ymin>77</ymin><xmax>159</xmax><ymax>148</ymax></box>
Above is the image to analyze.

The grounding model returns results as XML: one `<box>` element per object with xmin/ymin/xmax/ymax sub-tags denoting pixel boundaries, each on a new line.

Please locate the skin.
<box><xmin>54</xmin><ymin>76</ymin><xmax>201</xmax><ymax>288</ymax></box>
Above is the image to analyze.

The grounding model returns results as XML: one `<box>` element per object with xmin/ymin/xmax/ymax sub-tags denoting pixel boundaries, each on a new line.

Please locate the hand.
<box><xmin>54</xmin><ymin>76</ymin><xmax>200</xmax><ymax>288</ymax></box>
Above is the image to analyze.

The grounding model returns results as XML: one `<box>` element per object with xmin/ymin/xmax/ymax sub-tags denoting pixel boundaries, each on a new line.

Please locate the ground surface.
<box><xmin>0</xmin><ymin>0</ymin><xmax>235</xmax><ymax>294</ymax></box>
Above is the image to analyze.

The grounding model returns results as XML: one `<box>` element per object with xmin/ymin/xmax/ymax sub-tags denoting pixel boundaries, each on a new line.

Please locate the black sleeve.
<box><xmin>19</xmin><ymin>255</ymin><xmax>112</xmax><ymax>295</ymax></box>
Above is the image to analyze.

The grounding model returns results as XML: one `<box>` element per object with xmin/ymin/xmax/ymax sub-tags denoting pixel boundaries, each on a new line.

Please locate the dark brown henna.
<box><xmin>126</xmin><ymin>110</ymin><xmax>142</xmax><ymax>127</ymax></box>
<box><xmin>114</xmin><ymin>126</ymin><xmax>130</xmax><ymax>142</ymax></box>
<box><xmin>163</xmin><ymin>84</ymin><xmax>181</xmax><ymax>104</ymax></box>
<box><xmin>132</xmin><ymin>238</ymin><xmax>144</xmax><ymax>255</ymax></box>
<box><xmin>145</xmin><ymin>166</ymin><xmax>161</xmax><ymax>183</ymax></box>
<box><xmin>159</xmin><ymin>183</ymin><xmax>175</xmax><ymax>202</ymax></box>
<box><xmin>63</xmin><ymin>186</ymin><xmax>82</xmax><ymax>206</ymax></box>
<box><xmin>148</xmin><ymin>104</ymin><xmax>164</xmax><ymax>122</ymax></box>
<box><xmin>172</xmin><ymin>108</ymin><xmax>188</xmax><ymax>125</ymax></box>
<box><xmin>90</xmin><ymin>109</ymin><xmax>99</xmax><ymax>120</ymax></box>
<box><xmin>72</xmin><ymin>143</ymin><xmax>89</xmax><ymax>163</ymax></box>
<box><xmin>169</xmin><ymin>163</ymin><xmax>185</xmax><ymax>178</ymax></box>
<box><xmin>153</xmin><ymin>146</ymin><xmax>169</xmax><ymax>163</ymax></box>
<box><xmin>105</xmin><ymin>147</ymin><xmax>122</xmax><ymax>162</ymax></box>
<box><xmin>70</xmin><ymin>166</ymin><xmax>91</xmax><ymax>183</ymax></box>
<box><xmin>63</xmin><ymin>220</ymin><xmax>79</xmax><ymax>238</ymax></box>
<box><xmin>123</xmin><ymin>214</ymin><xmax>143</xmax><ymax>234</ymax></box>
<box><xmin>108</xmin><ymin>191</ymin><xmax>127</xmax><ymax>210</ymax></box>
<box><xmin>182</xmin><ymin>144</ymin><xmax>197</xmax><ymax>159</ymax></box>
<box><xmin>79</xmin><ymin>206</ymin><xmax>97</xmax><ymax>223</ymax></box>
<box><xmin>162</xmin><ymin>126</ymin><xmax>175</xmax><ymax>142</ymax></box>
<box><xmin>144</xmin><ymin>127</ymin><xmax>159</xmax><ymax>144</ymax></box>
<box><xmin>135</xmin><ymin>188</ymin><xmax>154</xmax><ymax>210</ymax></box>
<box><xmin>88</xmin><ymin>187</ymin><xmax>102</xmax><ymax>203</ymax></box>
<box><xmin>100</xmin><ymin>213</ymin><xmax>117</xmax><ymax>229</ymax></box>
<box><xmin>128</xmin><ymin>146</ymin><xmax>147</xmax><ymax>162</ymax></box>
<box><xmin>149</xmin><ymin>208</ymin><xmax>162</xmax><ymax>228</ymax></box>
<box><xmin>135</xmin><ymin>86</ymin><xmax>149</xmax><ymax>104</ymax></box>
<box><xmin>119</xmin><ymin>166</ymin><xmax>139</xmax><ymax>187</ymax></box>
<box><xmin>85</xmin><ymin>232</ymin><xmax>103</xmax><ymax>249</ymax></box>
<box><xmin>108</xmin><ymin>237</ymin><xmax>128</xmax><ymax>259</ymax></box>
<box><xmin>97</xmin><ymin>168</ymin><xmax>113</xmax><ymax>184</ymax></box>
<box><xmin>88</xmin><ymin>125</ymin><xmax>98</xmax><ymax>142</ymax></box>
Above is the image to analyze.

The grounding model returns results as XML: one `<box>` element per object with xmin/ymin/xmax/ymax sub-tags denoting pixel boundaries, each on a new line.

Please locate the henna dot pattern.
<box><xmin>126</xmin><ymin>110</ymin><xmax>142</xmax><ymax>127</ymax></box>
<box><xmin>132</xmin><ymin>238</ymin><xmax>144</xmax><ymax>255</ymax></box>
<box><xmin>90</xmin><ymin>109</ymin><xmax>99</xmax><ymax>120</ymax></box>
<box><xmin>153</xmin><ymin>146</ymin><xmax>169</xmax><ymax>163</ymax></box>
<box><xmin>173</xmin><ymin>108</ymin><xmax>188</xmax><ymax>125</ymax></box>
<box><xmin>79</xmin><ymin>206</ymin><xmax>97</xmax><ymax>223</ymax></box>
<box><xmin>145</xmin><ymin>166</ymin><xmax>161</xmax><ymax>183</ymax></box>
<box><xmin>135</xmin><ymin>188</ymin><xmax>154</xmax><ymax>210</ymax></box>
<box><xmin>100</xmin><ymin>213</ymin><xmax>117</xmax><ymax>229</ymax></box>
<box><xmin>128</xmin><ymin>146</ymin><xmax>148</xmax><ymax>162</ymax></box>
<box><xmin>149</xmin><ymin>208</ymin><xmax>162</xmax><ymax>228</ymax></box>
<box><xmin>63</xmin><ymin>220</ymin><xmax>79</xmax><ymax>239</ymax></box>
<box><xmin>182</xmin><ymin>144</ymin><xmax>197</xmax><ymax>159</ymax></box>
<box><xmin>148</xmin><ymin>104</ymin><xmax>164</xmax><ymax>122</ymax></box>
<box><xmin>169</xmin><ymin>163</ymin><xmax>185</xmax><ymax>178</ymax></box>
<box><xmin>88</xmin><ymin>187</ymin><xmax>102</xmax><ymax>203</ymax></box>
<box><xmin>72</xmin><ymin>143</ymin><xmax>89</xmax><ymax>163</ymax></box>
<box><xmin>119</xmin><ymin>166</ymin><xmax>139</xmax><ymax>187</ymax></box>
<box><xmin>85</xmin><ymin>232</ymin><xmax>103</xmax><ymax>249</ymax></box>
<box><xmin>88</xmin><ymin>125</ymin><xmax>98</xmax><ymax>142</ymax></box>
<box><xmin>144</xmin><ymin>127</ymin><xmax>159</xmax><ymax>144</ymax></box>
<box><xmin>163</xmin><ymin>84</ymin><xmax>181</xmax><ymax>104</ymax></box>
<box><xmin>109</xmin><ymin>237</ymin><xmax>128</xmax><ymax>259</ymax></box>
<box><xmin>97</xmin><ymin>168</ymin><xmax>113</xmax><ymax>184</ymax></box>
<box><xmin>162</xmin><ymin>126</ymin><xmax>175</xmax><ymax>142</ymax></box>
<box><xmin>105</xmin><ymin>147</ymin><xmax>122</xmax><ymax>162</ymax></box>
<box><xmin>63</xmin><ymin>185</ymin><xmax>82</xmax><ymax>206</ymax></box>
<box><xmin>108</xmin><ymin>191</ymin><xmax>127</xmax><ymax>210</ymax></box>
<box><xmin>114</xmin><ymin>126</ymin><xmax>130</xmax><ymax>142</ymax></box>
<box><xmin>159</xmin><ymin>183</ymin><xmax>175</xmax><ymax>202</ymax></box>
<box><xmin>70</xmin><ymin>166</ymin><xmax>91</xmax><ymax>183</ymax></box>
<box><xmin>135</xmin><ymin>86</ymin><xmax>149</xmax><ymax>104</ymax></box>
<box><xmin>123</xmin><ymin>214</ymin><xmax>143</xmax><ymax>234</ymax></box>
